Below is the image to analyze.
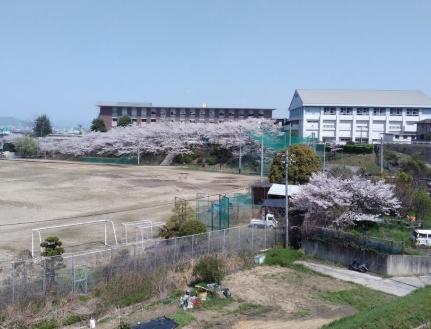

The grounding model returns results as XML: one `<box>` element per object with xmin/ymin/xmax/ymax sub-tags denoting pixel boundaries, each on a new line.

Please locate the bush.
<box><xmin>62</xmin><ymin>314</ymin><xmax>82</xmax><ymax>326</ymax></box>
<box><xmin>14</xmin><ymin>136</ymin><xmax>37</xmax><ymax>157</ymax></box>
<box><xmin>3</xmin><ymin>142</ymin><xmax>16</xmax><ymax>152</ymax></box>
<box><xmin>159</xmin><ymin>202</ymin><xmax>196</xmax><ymax>238</ymax></box>
<box><xmin>264</xmin><ymin>248</ymin><xmax>302</xmax><ymax>267</ymax></box>
<box><xmin>178</xmin><ymin>220</ymin><xmax>207</xmax><ymax>237</ymax></box>
<box><xmin>117</xmin><ymin>320</ymin><xmax>131</xmax><ymax>329</ymax></box>
<box><xmin>192</xmin><ymin>256</ymin><xmax>224</xmax><ymax>283</ymax></box>
<box><xmin>342</xmin><ymin>144</ymin><xmax>374</xmax><ymax>154</ymax></box>
<box><xmin>31</xmin><ymin>319</ymin><xmax>57</xmax><ymax>329</ymax></box>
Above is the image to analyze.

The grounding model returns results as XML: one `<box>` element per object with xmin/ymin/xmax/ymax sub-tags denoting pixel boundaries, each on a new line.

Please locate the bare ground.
<box><xmin>0</xmin><ymin>160</ymin><xmax>257</xmax><ymax>260</ymax></box>
<box><xmin>89</xmin><ymin>266</ymin><xmax>356</xmax><ymax>329</ymax></box>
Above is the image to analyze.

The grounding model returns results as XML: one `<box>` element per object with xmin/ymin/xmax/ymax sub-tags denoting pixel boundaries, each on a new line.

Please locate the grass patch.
<box><xmin>264</xmin><ymin>247</ymin><xmax>316</xmax><ymax>273</ymax></box>
<box><xmin>327</xmin><ymin>153</ymin><xmax>380</xmax><ymax>174</ymax></box>
<box><xmin>31</xmin><ymin>319</ymin><xmax>57</xmax><ymax>329</ymax></box>
<box><xmin>349</xmin><ymin>220</ymin><xmax>412</xmax><ymax>245</ymax></box>
<box><xmin>318</xmin><ymin>286</ymin><xmax>395</xmax><ymax>312</ymax></box>
<box><xmin>62</xmin><ymin>314</ymin><xmax>82</xmax><ymax>326</ymax></box>
<box><xmin>202</xmin><ymin>296</ymin><xmax>233</xmax><ymax>310</ymax></box>
<box><xmin>323</xmin><ymin>286</ymin><xmax>431</xmax><ymax>329</ymax></box>
<box><xmin>169</xmin><ymin>310</ymin><xmax>196</xmax><ymax>328</ymax></box>
<box><xmin>235</xmin><ymin>303</ymin><xmax>273</xmax><ymax>316</ymax></box>
<box><xmin>289</xmin><ymin>308</ymin><xmax>311</xmax><ymax>319</ymax></box>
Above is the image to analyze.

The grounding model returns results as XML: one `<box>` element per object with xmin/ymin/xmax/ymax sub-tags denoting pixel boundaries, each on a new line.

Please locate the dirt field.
<box><xmin>92</xmin><ymin>266</ymin><xmax>356</xmax><ymax>329</ymax></box>
<box><xmin>0</xmin><ymin>160</ymin><xmax>257</xmax><ymax>260</ymax></box>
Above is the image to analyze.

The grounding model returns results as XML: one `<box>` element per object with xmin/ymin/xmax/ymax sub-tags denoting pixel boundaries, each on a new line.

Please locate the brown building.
<box><xmin>97</xmin><ymin>102</ymin><xmax>274</xmax><ymax>130</ymax></box>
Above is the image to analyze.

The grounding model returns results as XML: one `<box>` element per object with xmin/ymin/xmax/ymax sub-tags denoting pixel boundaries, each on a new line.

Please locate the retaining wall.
<box><xmin>303</xmin><ymin>240</ymin><xmax>431</xmax><ymax>276</ymax></box>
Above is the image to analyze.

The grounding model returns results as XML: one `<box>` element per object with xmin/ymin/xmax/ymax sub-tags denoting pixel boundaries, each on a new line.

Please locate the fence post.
<box><xmin>174</xmin><ymin>238</ymin><xmax>177</xmax><ymax>265</ymax></box>
<box><xmin>42</xmin><ymin>258</ymin><xmax>46</xmax><ymax>293</ymax></box>
<box><xmin>223</xmin><ymin>229</ymin><xmax>226</xmax><ymax>253</ymax></box>
<box><xmin>238</xmin><ymin>226</ymin><xmax>241</xmax><ymax>251</ymax></box>
<box><xmin>251</xmin><ymin>226</ymin><xmax>254</xmax><ymax>252</ymax></box>
<box><xmin>191</xmin><ymin>235</ymin><xmax>194</xmax><ymax>259</ymax></box>
<box><xmin>264</xmin><ymin>226</ymin><xmax>267</xmax><ymax>249</ymax></box>
<box><xmin>71</xmin><ymin>254</ymin><xmax>75</xmax><ymax>294</ymax></box>
<box><xmin>208</xmin><ymin>231</ymin><xmax>211</xmax><ymax>255</ymax></box>
<box><xmin>11</xmin><ymin>262</ymin><xmax>15</xmax><ymax>304</ymax></box>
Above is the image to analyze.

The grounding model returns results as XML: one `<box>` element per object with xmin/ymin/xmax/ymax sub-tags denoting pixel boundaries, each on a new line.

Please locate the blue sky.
<box><xmin>1</xmin><ymin>0</ymin><xmax>430</xmax><ymax>127</ymax></box>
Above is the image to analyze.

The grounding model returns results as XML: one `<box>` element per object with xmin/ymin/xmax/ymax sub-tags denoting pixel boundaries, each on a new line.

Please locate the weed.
<box><xmin>235</xmin><ymin>303</ymin><xmax>273</xmax><ymax>316</ymax></box>
<box><xmin>31</xmin><ymin>319</ymin><xmax>57</xmax><ymax>329</ymax></box>
<box><xmin>62</xmin><ymin>314</ymin><xmax>82</xmax><ymax>325</ymax></box>
<box><xmin>169</xmin><ymin>310</ymin><xmax>196</xmax><ymax>328</ymax></box>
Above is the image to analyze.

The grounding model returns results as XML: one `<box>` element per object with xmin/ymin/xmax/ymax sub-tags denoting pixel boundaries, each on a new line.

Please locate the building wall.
<box><xmin>98</xmin><ymin>106</ymin><xmax>273</xmax><ymax>130</ymax></box>
<box><xmin>292</xmin><ymin>106</ymin><xmax>431</xmax><ymax>143</ymax></box>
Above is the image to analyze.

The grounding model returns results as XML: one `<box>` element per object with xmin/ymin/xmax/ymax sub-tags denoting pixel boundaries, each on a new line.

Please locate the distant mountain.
<box><xmin>0</xmin><ymin>117</ymin><xmax>32</xmax><ymax>128</ymax></box>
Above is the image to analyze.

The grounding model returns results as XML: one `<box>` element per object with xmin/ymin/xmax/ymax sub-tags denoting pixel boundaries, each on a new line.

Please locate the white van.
<box><xmin>412</xmin><ymin>229</ymin><xmax>431</xmax><ymax>247</ymax></box>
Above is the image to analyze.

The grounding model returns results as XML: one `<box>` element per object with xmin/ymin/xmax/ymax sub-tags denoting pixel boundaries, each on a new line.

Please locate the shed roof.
<box><xmin>268</xmin><ymin>184</ymin><xmax>301</xmax><ymax>197</ymax></box>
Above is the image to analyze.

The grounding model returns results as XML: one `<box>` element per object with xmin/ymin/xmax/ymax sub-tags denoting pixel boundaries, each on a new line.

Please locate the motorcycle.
<box><xmin>348</xmin><ymin>260</ymin><xmax>369</xmax><ymax>273</ymax></box>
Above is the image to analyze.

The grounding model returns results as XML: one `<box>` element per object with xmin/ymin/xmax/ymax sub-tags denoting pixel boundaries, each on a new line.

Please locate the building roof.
<box><xmin>418</xmin><ymin>119</ymin><xmax>431</xmax><ymax>124</ymax></box>
<box><xmin>97</xmin><ymin>101</ymin><xmax>275</xmax><ymax>110</ymax></box>
<box><xmin>268</xmin><ymin>184</ymin><xmax>301</xmax><ymax>197</ymax></box>
<box><xmin>291</xmin><ymin>89</ymin><xmax>431</xmax><ymax>108</ymax></box>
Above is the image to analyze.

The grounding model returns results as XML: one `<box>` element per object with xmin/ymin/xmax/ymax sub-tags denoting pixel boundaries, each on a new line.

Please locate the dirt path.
<box><xmin>297</xmin><ymin>260</ymin><xmax>431</xmax><ymax>297</ymax></box>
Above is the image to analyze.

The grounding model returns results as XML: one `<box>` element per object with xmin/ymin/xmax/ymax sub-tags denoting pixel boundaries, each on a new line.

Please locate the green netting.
<box><xmin>80</xmin><ymin>156</ymin><xmax>138</xmax><ymax>165</ymax></box>
<box><xmin>247</xmin><ymin>130</ymin><xmax>318</xmax><ymax>151</ymax></box>
<box><xmin>196</xmin><ymin>192</ymin><xmax>254</xmax><ymax>230</ymax></box>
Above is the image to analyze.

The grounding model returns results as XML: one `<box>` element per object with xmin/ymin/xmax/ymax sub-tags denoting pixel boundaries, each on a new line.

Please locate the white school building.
<box><xmin>287</xmin><ymin>89</ymin><xmax>431</xmax><ymax>144</ymax></box>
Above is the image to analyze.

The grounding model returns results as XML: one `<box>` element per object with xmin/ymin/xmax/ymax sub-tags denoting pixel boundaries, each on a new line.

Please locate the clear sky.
<box><xmin>1</xmin><ymin>0</ymin><xmax>430</xmax><ymax>127</ymax></box>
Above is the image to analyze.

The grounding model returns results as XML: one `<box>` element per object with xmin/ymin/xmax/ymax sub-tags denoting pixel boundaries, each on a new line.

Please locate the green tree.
<box><xmin>159</xmin><ymin>201</ymin><xmax>196</xmax><ymax>238</ymax></box>
<box><xmin>412</xmin><ymin>189</ymin><xmax>431</xmax><ymax>226</ymax></box>
<box><xmin>33</xmin><ymin>114</ymin><xmax>53</xmax><ymax>137</ymax></box>
<box><xmin>269</xmin><ymin>144</ymin><xmax>320</xmax><ymax>184</ymax></box>
<box><xmin>118</xmin><ymin>115</ymin><xmax>132</xmax><ymax>127</ymax></box>
<box><xmin>178</xmin><ymin>220</ymin><xmax>207</xmax><ymax>237</ymax></box>
<box><xmin>40</xmin><ymin>236</ymin><xmax>65</xmax><ymax>291</ymax></box>
<box><xmin>14</xmin><ymin>136</ymin><xmax>37</xmax><ymax>157</ymax></box>
<box><xmin>91</xmin><ymin>118</ymin><xmax>107</xmax><ymax>132</ymax></box>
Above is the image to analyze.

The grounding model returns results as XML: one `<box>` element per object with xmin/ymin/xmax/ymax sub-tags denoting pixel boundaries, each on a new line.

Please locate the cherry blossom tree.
<box><xmin>292</xmin><ymin>172</ymin><xmax>401</xmax><ymax>228</ymax></box>
<box><xmin>38</xmin><ymin>119</ymin><xmax>276</xmax><ymax>157</ymax></box>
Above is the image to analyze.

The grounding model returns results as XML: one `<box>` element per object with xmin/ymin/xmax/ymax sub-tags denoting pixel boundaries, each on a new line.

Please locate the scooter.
<box><xmin>348</xmin><ymin>260</ymin><xmax>369</xmax><ymax>273</ymax></box>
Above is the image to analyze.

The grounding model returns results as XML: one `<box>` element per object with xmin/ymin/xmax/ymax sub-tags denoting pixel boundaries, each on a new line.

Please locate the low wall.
<box><xmin>387</xmin><ymin>255</ymin><xmax>431</xmax><ymax>276</ymax></box>
<box><xmin>303</xmin><ymin>240</ymin><xmax>431</xmax><ymax>276</ymax></box>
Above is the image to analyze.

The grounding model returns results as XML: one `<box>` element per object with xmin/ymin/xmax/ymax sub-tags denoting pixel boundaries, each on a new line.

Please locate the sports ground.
<box><xmin>0</xmin><ymin>160</ymin><xmax>256</xmax><ymax>260</ymax></box>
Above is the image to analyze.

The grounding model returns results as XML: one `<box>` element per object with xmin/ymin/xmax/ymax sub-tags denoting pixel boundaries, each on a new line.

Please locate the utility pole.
<box><xmin>323</xmin><ymin>142</ymin><xmax>326</xmax><ymax>171</ymax></box>
<box><xmin>380</xmin><ymin>136</ymin><xmax>384</xmax><ymax>175</ymax></box>
<box><xmin>260</xmin><ymin>129</ymin><xmax>264</xmax><ymax>180</ymax></box>
<box><xmin>289</xmin><ymin>122</ymin><xmax>292</xmax><ymax>146</ymax></box>
<box><xmin>284</xmin><ymin>149</ymin><xmax>289</xmax><ymax>248</ymax></box>
<box><xmin>239</xmin><ymin>127</ymin><xmax>242</xmax><ymax>174</ymax></box>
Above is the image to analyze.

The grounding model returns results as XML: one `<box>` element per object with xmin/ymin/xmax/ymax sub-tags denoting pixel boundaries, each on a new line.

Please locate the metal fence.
<box><xmin>305</xmin><ymin>226</ymin><xmax>405</xmax><ymax>254</ymax></box>
<box><xmin>0</xmin><ymin>225</ymin><xmax>281</xmax><ymax>308</ymax></box>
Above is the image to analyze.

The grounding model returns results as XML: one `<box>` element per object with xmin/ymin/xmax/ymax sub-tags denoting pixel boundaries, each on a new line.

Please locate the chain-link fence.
<box><xmin>304</xmin><ymin>226</ymin><xmax>405</xmax><ymax>254</ymax></box>
<box><xmin>0</xmin><ymin>225</ymin><xmax>282</xmax><ymax>308</ymax></box>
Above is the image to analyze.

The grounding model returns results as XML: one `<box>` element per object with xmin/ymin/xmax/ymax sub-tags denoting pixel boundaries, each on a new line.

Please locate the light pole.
<box><xmin>137</xmin><ymin>140</ymin><xmax>141</xmax><ymax>165</ymax></box>
<box><xmin>259</xmin><ymin>122</ymin><xmax>264</xmax><ymax>180</ymax></box>
<box><xmin>289</xmin><ymin>122</ymin><xmax>292</xmax><ymax>146</ymax></box>
<box><xmin>284</xmin><ymin>149</ymin><xmax>289</xmax><ymax>248</ymax></box>
<box><xmin>239</xmin><ymin>127</ymin><xmax>242</xmax><ymax>174</ymax></box>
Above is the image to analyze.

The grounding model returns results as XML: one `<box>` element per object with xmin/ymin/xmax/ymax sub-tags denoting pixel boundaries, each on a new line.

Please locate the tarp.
<box><xmin>263</xmin><ymin>199</ymin><xmax>286</xmax><ymax>208</ymax></box>
<box><xmin>132</xmin><ymin>316</ymin><xmax>178</xmax><ymax>329</ymax></box>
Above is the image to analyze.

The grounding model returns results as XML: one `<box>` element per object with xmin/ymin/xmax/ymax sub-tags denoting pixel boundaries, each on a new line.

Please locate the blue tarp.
<box><xmin>132</xmin><ymin>316</ymin><xmax>178</xmax><ymax>329</ymax></box>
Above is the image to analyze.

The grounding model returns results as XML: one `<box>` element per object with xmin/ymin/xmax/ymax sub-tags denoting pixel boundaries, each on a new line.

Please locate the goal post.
<box><xmin>31</xmin><ymin>220</ymin><xmax>118</xmax><ymax>258</ymax></box>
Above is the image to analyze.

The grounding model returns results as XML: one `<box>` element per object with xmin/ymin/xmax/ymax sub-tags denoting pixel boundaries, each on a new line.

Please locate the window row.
<box><xmin>323</xmin><ymin>107</ymin><xmax>419</xmax><ymax>116</ymax></box>
<box><xmin>111</xmin><ymin>107</ymin><xmax>266</xmax><ymax>117</ymax></box>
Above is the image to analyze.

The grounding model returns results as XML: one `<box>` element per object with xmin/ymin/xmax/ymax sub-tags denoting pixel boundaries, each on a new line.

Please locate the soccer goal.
<box><xmin>31</xmin><ymin>220</ymin><xmax>118</xmax><ymax>258</ymax></box>
<box><xmin>121</xmin><ymin>219</ymin><xmax>164</xmax><ymax>244</ymax></box>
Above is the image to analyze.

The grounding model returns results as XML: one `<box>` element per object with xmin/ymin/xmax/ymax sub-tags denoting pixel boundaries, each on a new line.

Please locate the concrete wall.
<box><xmin>303</xmin><ymin>240</ymin><xmax>431</xmax><ymax>276</ymax></box>
<box><xmin>387</xmin><ymin>255</ymin><xmax>431</xmax><ymax>276</ymax></box>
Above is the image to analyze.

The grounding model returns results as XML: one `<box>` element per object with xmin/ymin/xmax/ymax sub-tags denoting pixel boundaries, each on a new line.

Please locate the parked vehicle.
<box><xmin>249</xmin><ymin>213</ymin><xmax>277</xmax><ymax>228</ymax></box>
<box><xmin>412</xmin><ymin>229</ymin><xmax>431</xmax><ymax>248</ymax></box>
<box><xmin>348</xmin><ymin>260</ymin><xmax>369</xmax><ymax>273</ymax></box>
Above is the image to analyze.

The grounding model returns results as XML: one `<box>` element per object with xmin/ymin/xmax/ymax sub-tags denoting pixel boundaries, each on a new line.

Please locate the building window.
<box><xmin>141</xmin><ymin>118</ymin><xmax>147</xmax><ymax>123</ymax></box>
<box><xmin>112</xmin><ymin>118</ymin><xmax>118</xmax><ymax>127</ymax></box>
<box><xmin>390</xmin><ymin>108</ymin><xmax>403</xmax><ymax>116</ymax></box>
<box><xmin>356</xmin><ymin>108</ymin><xmax>369</xmax><ymax>115</ymax></box>
<box><xmin>340</xmin><ymin>107</ymin><xmax>352</xmax><ymax>115</ymax></box>
<box><xmin>209</xmin><ymin>109</ymin><xmax>215</xmax><ymax>118</ymax></box>
<box><xmin>258</xmin><ymin>110</ymin><xmax>264</xmax><ymax>117</ymax></box>
<box><xmin>141</xmin><ymin>108</ymin><xmax>147</xmax><ymax>116</ymax></box>
<box><xmin>122</xmin><ymin>107</ymin><xmax>128</xmax><ymax>116</ymax></box>
<box><xmin>373</xmin><ymin>108</ymin><xmax>386</xmax><ymax>115</ymax></box>
<box><xmin>200</xmin><ymin>109</ymin><xmax>206</xmax><ymax>116</ymax></box>
<box><xmin>406</xmin><ymin>108</ymin><xmax>419</xmax><ymax>116</ymax></box>
<box><xmin>151</xmin><ymin>109</ymin><xmax>157</xmax><ymax>116</ymax></box>
<box><xmin>323</xmin><ymin>107</ymin><xmax>336</xmax><ymax>115</ymax></box>
<box><xmin>170</xmin><ymin>109</ymin><xmax>176</xmax><ymax>116</ymax></box>
<box><xmin>248</xmin><ymin>110</ymin><xmax>255</xmax><ymax>117</ymax></box>
<box><xmin>151</xmin><ymin>118</ymin><xmax>157</xmax><ymax>123</ymax></box>
<box><xmin>131</xmin><ymin>108</ymin><xmax>137</xmax><ymax>117</ymax></box>
<box><xmin>190</xmin><ymin>109</ymin><xmax>195</xmax><ymax>115</ymax></box>
<box><xmin>219</xmin><ymin>110</ymin><xmax>225</xmax><ymax>117</ymax></box>
<box><xmin>112</xmin><ymin>107</ymin><xmax>118</xmax><ymax>117</ymax></box>
<box><xmin>160</xmin><ymin>109</ymin><xmax>166</xmax><ymax>117</ymax></box>
<box><xmin>180</xmin><ymin>109</ymin><xmax>186</xmax><ymax>115</ymax></box>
